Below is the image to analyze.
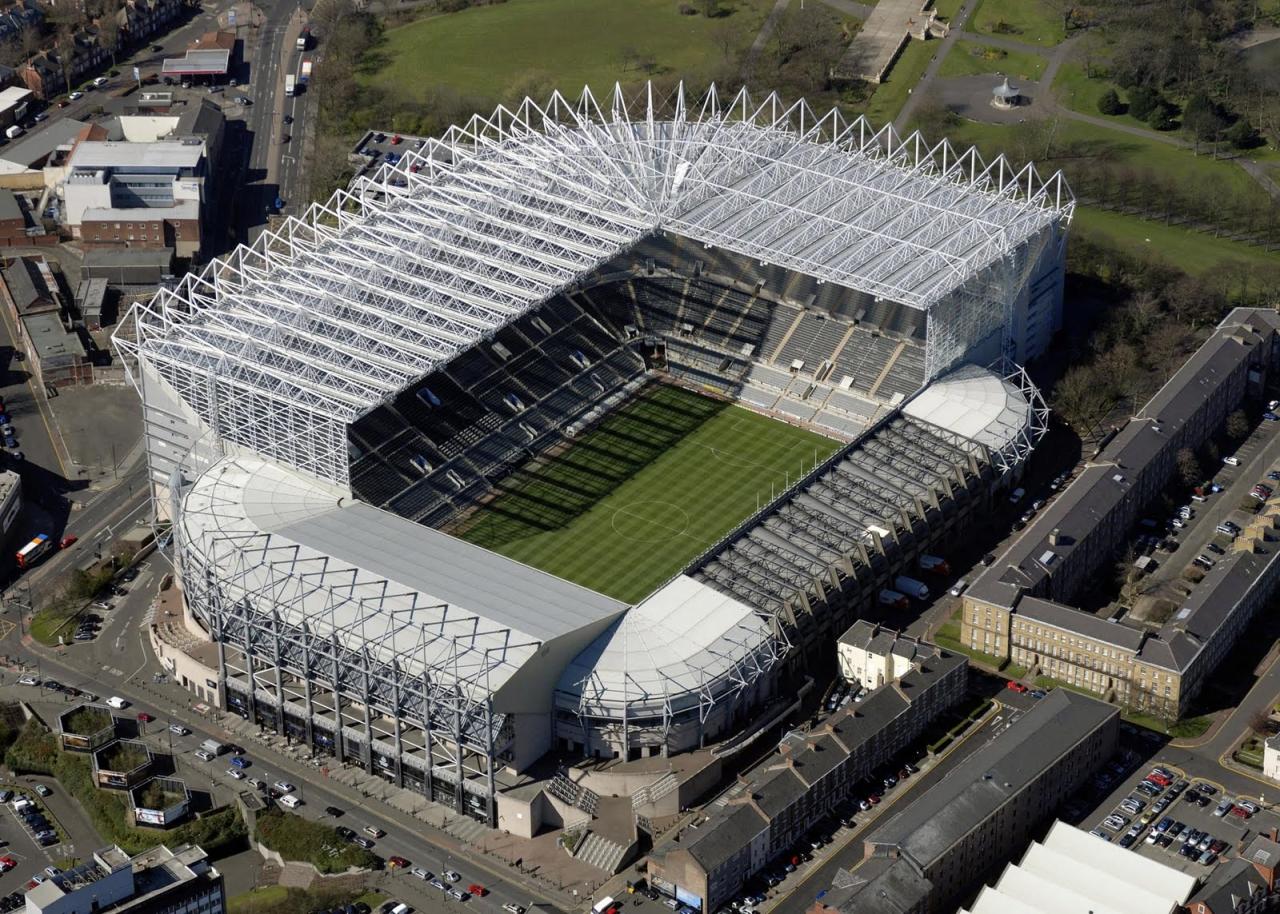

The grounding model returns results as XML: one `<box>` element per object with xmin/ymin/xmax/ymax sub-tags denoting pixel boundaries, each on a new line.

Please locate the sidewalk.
<box><xmin>21</xmin><ymin>622</ymin><xmax>584</xmax><ymax>910</ymax></box>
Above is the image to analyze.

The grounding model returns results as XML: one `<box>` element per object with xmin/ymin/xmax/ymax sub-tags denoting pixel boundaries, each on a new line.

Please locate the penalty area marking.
<box><xmin>611</xmin><ymin>501</ymin><xmax>691</xmax><ymax>543</ymax></box>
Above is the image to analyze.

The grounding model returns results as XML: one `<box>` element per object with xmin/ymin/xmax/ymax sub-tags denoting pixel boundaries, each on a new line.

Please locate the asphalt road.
<box><xmin>2</xmin><ymin>573</ymin><xmax>566</xmax><ymax>914</ymax></box>
<box><xmin>761</xmin><ymin>699</ymin><xmax>1025</xmax><ymax>914</ymax></box>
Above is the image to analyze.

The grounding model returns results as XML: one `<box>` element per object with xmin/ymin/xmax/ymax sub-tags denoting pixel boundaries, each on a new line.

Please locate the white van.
<box><xmin>105</xmin><ymin>696</ymin><xmax>128</xmax><ymax>709</ymax></box>
<box><xmin>278</xmin><ymin>794</ymin><xmax>302</xmax><ymax>810</ymax></box>
<box><xmin>389</xmin><ymin>904</ymin><xmax>409</xmax><ymax>914</ymax></box>
<box><xmin>5</xmin><ymin>125</ymin><xmax>22</xmax><ymax>140</ymax></box>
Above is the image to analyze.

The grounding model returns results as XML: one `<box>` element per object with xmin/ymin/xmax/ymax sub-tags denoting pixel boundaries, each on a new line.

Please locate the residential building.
<box><xmin>837</xmin><ymin>621</ymin><xmax>935</xmax><ymax>689</ymax></box>
<box><xmin>961</xmin><ymin>308</ymin><xmax>1280</xmax><ymax>719</ymax></box>
<box><xmin>22</xmin><ymin>309</ymin><xmax>93</xmax><ymax>387</ymax></box>
<box><xmin>1</xmin><ymin>254</ymin><xmax>61</xmax><ymax>319</ymax></box>
<box><xmin>23</xmin><ymin>843</ymin><xmax>224</xmax><ymax>914</ymax></box>
<box><xmin>0</xmin><ymin>85</ymin><xmax>30</xmax><ymax>127</ymax></box>
<box><xmin>1186</xmin><ymin>834</ymin><xmax>1280</xmax><ymax>914</ymax></box>
<box><xmin>958</xmin><ymin>820</ymin><xmax>1196</xmax><ymax>914</ymax></box>
<box><xmin>809</xmin><ymin>689</ymin><xmax>1119</xmax><ymax>914</ymax></box>
<box><xmin>647</xmin><ymin>650</ymin><xmax>967</xmax><ymax>912</ymax></box>
<box><xmin>0</xmin><ymin>2</ymin><xmax>41</xmax><ymax>47</ymax></box>
<box><xmin>0</xmin><ymin>189</ymin><xmax>27</xmax><ymax>243</ymax></box>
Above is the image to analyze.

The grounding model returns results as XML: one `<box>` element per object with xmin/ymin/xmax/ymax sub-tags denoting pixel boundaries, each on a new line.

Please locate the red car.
<box><xmin>60</xmin><ymin>534</ymin><xmax>77</xmax><ymax>549</ymax></box>
<box><xmin>0</xmin><ymin>855</ymin><xmax>15</xmax><ymax>870</ymax></box>
<box><xmin>467</xmin><ymin>884</ymin><xmax>487</xmax><ymax>897</ymax></box>
<box><xmin>387</xmin><ymin>855</ymin><xmax>410</xmax><ymax>868</ymax></box>
<box><xmin>137</xmin><ymin>712</ymin><xmax>154</xmax><ymax>723</ymax></box>
<box><xmin>390</xmin><ymin>134</ymin><xmax>402</xmax><ymax>145</ymax></box>
<box><xmin>1006</xmin><ymin>681</ymin><xmax>1029</xmax><ymax>693</ymax></box>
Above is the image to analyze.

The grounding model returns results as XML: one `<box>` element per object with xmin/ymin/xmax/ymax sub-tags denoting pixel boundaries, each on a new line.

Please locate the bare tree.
<box><xmin>1175</xmin><ymin>448</ymin><xmax>1201</xmax><ymax>487</ymax></box>
<box><xmin>710</xmin><ymin>20</ymin><xmax>737</xmax><ymax>65</ymax></box>
<box><xmin>17</xmin><ymin>24</ymin><xmax>42</xmax><ymax>65</ymax></box>
<box><xmin>98</xmin><ymin>0</ymin><xmax>123</xmax><ymax>67</ymax></box>
<box><xmin>1226</xmin><ymin>409</ymin><xmax>1250</xmax><ymax>441</ymax></box>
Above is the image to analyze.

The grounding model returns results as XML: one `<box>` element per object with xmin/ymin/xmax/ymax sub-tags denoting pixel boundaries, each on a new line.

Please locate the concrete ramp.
<box><xmin>834</xmin><ymin>0</ymin><xmax>935</xmax><ymax>83</ymax></box>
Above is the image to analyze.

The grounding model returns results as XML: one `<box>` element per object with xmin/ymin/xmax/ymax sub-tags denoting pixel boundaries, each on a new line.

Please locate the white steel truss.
<box><xmin>116</xmin><ymin>82</ymin><xmax>1073</xmax><ymax>486</ymax></box>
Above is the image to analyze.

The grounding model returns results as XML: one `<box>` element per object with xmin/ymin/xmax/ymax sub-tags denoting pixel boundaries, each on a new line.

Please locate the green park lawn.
<box><xmin>1072</xmin><ymin>208</ymin><xmax>1280</xmax><ymax>275</ymax></box>
<box><xmin>362</xmin><ymin>0</ymin><xmax>771</xmax><ymax>104</ymax></box>
<box><xmin>969</xmin><ymin>0</ymin><xmax>1067</xmax><ymax>45</ymax></box>
<box><xmin>938</xmin><ymin>39</ymin><xmax>1047</xmax><ymax>81</ymax></box>
<box><xmin>864</xmin><ymin>38</ymin><xmax>935</xmax><ymax>126</ymax></box>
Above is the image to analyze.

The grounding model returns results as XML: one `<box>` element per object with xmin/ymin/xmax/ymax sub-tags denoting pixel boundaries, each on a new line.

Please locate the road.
<box><xmin>2</xmin><ymin>575</ymin><xmax>567</xmax><ymax>914</ymax></box>
<box><xmin>761</xmin><ymin>699</ymin><xmax>1023</xmax><ymax>914</ymax></box>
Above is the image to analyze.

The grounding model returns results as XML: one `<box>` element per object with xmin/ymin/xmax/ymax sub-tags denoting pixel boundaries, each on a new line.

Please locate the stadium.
<box><xmin>116</xmin><ymin>85</ymin><xmax>1071</xmax><ymax>825</ymax></box>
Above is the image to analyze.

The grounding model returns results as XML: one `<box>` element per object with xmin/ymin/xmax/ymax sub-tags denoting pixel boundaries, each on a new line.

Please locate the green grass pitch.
<box><xmin>453</xmin><ymin>383</ymin><xmax>842</xmax><ymax>603</ymax></box>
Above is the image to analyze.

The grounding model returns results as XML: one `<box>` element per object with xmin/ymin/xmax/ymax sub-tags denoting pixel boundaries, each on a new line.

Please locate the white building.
<box><xmin>1265</xmin><ymin>734</ymin><xmax>1280</xmax><ymax>782</ymax></box>
<box><xmin>837</xmin><ymin>621</ymin><xmax>934</xmax><ymax>689</ymax></box>
<box><xmin>960</xmin><ymin>820</ymin><xmax>1197</xmax><ymax>914</ymax></box>
<box><xmin>23</xmin><ymin>844</ymin><xmax>223</xmax><ymax>914</ymax></box>
<box><xmin>60</xmin><ymin>140</ymin><xmax>205</xmax><ymax>234</ymax></box>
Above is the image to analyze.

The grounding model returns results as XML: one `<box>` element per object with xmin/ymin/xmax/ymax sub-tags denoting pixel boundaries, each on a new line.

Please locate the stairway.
<box><xmin>574</xmin><ymin>830</ymin><xmax>629</xmax><ymax>874</ymax></box>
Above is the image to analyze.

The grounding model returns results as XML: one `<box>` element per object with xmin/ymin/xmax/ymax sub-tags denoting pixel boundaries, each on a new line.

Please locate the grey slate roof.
<box><xmin>1016</xmin><ymin>597</ymin><xmax>1145</xmax><ymax>651</ymax></box>
<box><xmin>275</xmin><ymin>501</ymin><xmax>627</xmax><ymax>643</ymax></box>
<box><xmin>967</xmin><ymin>308</ymin><xmax>1276</xmax><ymax>613</ymax></box>
<box><xmin>2</xmin><ymin>256</ymin><xmax>40</xmax><ymax>310</ymax></box>
<box><xmin>684</xmin><ymin>803</ymin><xmax>768</xmax><ymax>871</ymax></box>
<box><xmin>866</xmin><ymin>690</ymin><xmax>1117</xmax><ymax>870</ymax></box>
<box><xmin>1186</xmin><ymin>857</ymin><xmax>1268</xmax><ymax>913</ymax></box>
<box><xmin>0</xmin><ymin>188</ymin><xmax>21</xmax><ymax>221</ymax></box>
<box><xmin>825</xmin><ymin>857</ymin><xmax>933</xmax><ymax>914</ymax></box>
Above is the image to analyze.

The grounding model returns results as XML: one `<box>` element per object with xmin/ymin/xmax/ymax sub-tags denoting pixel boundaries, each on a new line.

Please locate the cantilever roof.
<box><xmin>178</xmin><ymin>455</ymin><xmax>626</xmax><ymax>696</ymax></box>
<box><xmin>118</xmin><ymin>83</ymin><xmax>1072</xmax><ymax>485</ymax></box>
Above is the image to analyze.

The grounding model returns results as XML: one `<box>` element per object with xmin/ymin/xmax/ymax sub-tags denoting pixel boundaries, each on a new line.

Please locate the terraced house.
<box><xmin>961</xmin><ymin>308</ymin><xmax>1280</xmax><ymax>719</ymax></box>
<box><xmin>646</xmin><ymin>648</ymin><xmax>966</xmax><ymax>912</ymax></box>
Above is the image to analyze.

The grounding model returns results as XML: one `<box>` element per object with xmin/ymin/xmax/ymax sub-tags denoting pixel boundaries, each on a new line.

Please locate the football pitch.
<box><xmin>453</xmin><ymin>383</ymin><xmax>842</xmax><ymax>603</ymax></box>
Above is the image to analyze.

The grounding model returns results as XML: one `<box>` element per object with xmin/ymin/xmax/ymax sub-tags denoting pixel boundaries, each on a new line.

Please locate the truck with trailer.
<box><xmin>893</xmin><ymin>575</ymin><xmax>930</xmax><ymax>600</ymax></box>
<box><xmin>299</xmin><ymin>58</ymin><xmax>312</xmax><ymax>83</ymax></box>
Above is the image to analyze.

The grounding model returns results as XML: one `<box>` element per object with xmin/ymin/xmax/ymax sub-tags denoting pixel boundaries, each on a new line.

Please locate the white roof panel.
<box><xmin>120</xmin><ymin>83</ymin><xmax>1072</xmax><ymax>487</ymax></box>
<box><xmin>555</xmin><ymin>575</ymin><xmax>779</xmax><ymax>716</ymax></box>
<box><xmin>903</xmin><ymin>363</ymin><xmax>1031</xmax><ymax>453</ymax></box>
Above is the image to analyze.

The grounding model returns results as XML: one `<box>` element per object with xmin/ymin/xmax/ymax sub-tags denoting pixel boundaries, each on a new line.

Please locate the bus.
<box><xmin>15</xmin><ymin>533</ymin><xmax>50</xmax><ymax>569</ymax></box>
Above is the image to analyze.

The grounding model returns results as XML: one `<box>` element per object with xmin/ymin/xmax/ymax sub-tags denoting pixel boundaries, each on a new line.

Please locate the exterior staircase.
<box><xmin>574</xmin><ymin>831</ymin><xmax>629</xmax><ymax>874</ymax></box>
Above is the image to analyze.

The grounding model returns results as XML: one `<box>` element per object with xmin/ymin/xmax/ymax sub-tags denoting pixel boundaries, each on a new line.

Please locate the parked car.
<box><xmin>137</xmin><ymin>713</ymin><xmax>154</xmax><ymax>723</ymax></box>
<box><xmin>273</xmin><ymin>781</ymin><xmax>295</xmax><ymax>793</ymax></box>
<box><xmin>68</xmin><ymin>90</ymin><xmax>83</xmax><ymax>100</ymax></box>
<box><xmin>1006</xmin><ymin>681</ymin><xmax>1028</xmax><ymax>693</ymax></box>
<box><xmin>33</xmin><ymin>785</ymin><xmax>50</xmax><ymax>797</ymax></box>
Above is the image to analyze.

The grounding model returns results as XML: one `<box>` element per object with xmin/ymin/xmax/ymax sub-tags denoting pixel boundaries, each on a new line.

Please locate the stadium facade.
<box><xmin>116</xmin><ymin>85</ymin><xmax>1072</xmax><ymax>824</ymax></box>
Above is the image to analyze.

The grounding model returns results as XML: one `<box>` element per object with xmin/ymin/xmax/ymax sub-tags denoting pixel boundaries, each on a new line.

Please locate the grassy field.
<box><xmin>969</xmin><ymin>0</ymin><xmax>1066</xmax><ymax>45</ymax></box>
<box><xmin>454</xmin><ymin>383</ymin><xmax>840</xmax><ymax>602</ymax></box>
<box><xmin>938</xmin><ymin>39</ymin><xmax>1047</xmax><ymax>81</ymax></box>
<box><xmin>363</xmin><ymin>0</ymin><xmax>770</xmax><ymax>104</ymax></box>
<box><xmin>1072</xmin><ymin>208</ymin><xmax>1280</xmax><ymax>275</ymax></box>
<box><xmin>864</xmin><ymin>38</ymin><xmax>935</xmax><ymax>126</ymax></box>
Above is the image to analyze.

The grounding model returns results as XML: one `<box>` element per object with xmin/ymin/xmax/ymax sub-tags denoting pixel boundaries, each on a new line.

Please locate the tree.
<box><xmin>1249</xmin><ymin>709</ymin><xmax>1275</xmax><ymax>736</ymax></box>
<box><xmin>1226</xmin><ymin>119</ymin><xmax>1259</xmax><ymax>149</ymax></box>
<box><xmin>1096</xmin><ymin>88</ymin><xmax>1122</xmax><ymax>116</ymax></box>
<box><xmin>17</xmin><ymin>24</ymin><xmax>40</xmax><ymax>64</ymax></box>
<box><xmin>701</xmin><ymin>0</ymin><xmax>722</xmax><ymax>16</ymax></box>
<box><xmin>1175</xmin><ymin>448</ymin><xmax>1201</xmax><ymax>487</ymax></box>
<box><xmin>1183</xmin><ymin>91</ymin><xmax>1225</xmax><ymax>144</ymax></box>
<box><xmin>1226</xmin><ymin>409</ymin><xmax>1250</xmax><ymax>441</ymax></box>
<box><xmin>1127</xmin><ymin>85</ymin><xmax>1160</xmax><ymax>121</ymax></box>
<box><xmin>1146</xmin><ymin>102</ymin><xmax>1177</xmax><ymax>131</ymax></box>
<box><xmin>98</xmin><ymin>0</ymin><xmax>123</xmax><ymax>68</ymax></box>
